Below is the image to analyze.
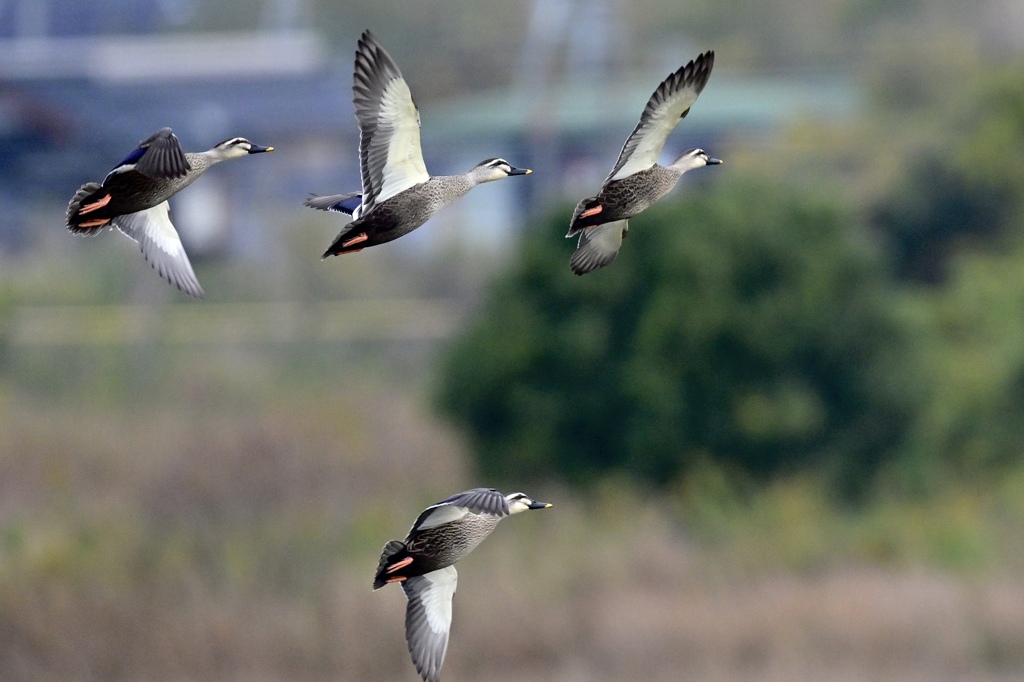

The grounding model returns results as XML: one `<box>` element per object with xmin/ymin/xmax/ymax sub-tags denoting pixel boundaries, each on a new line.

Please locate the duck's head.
<box><xmin>210</xmin><ymin>137</ymin><xmax>275</xmax><ymax>161</ymax></box>
<box><xmin>504</xmin><ymin>491</ymin><xmax>553</xmax><ymax>514</ymax></box>
<box><xmin>469</xmin><ymin>158</ymin><xmax>532</xmax><ymax>183</ymax></box>
<box><xmin>671</xmin><ymin>148</ymin><xmax>722</xmax><ymax>172</ymax></box>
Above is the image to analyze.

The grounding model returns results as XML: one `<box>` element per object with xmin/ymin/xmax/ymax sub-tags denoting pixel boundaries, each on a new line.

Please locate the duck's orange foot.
<box><xmin>580</xmin><ymin>204</ymin><xmax>604</xmax><ymax>219</ymax></box>
<box><xmin>341</xmin><ymin>232</ymin><xmax>369</xmax><ymax>248</ymax></box>
<box><xmin>77</xmin><ymin>217</ymin><xmax>112</xmax><ymax>229</ymax></box>
<box><xmin>385</xmin><ymin>556</ymin><xmax>414</xmax><ymax>574</ymax></box>
<box><xmin>78</xmin><ymin>193</ymin><xmax>112</xmax><ymax>215</ymax></box>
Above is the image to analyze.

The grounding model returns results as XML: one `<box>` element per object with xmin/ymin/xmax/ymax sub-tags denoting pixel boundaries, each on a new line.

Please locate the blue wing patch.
<box><xmin>333</xmin><ymin>194</ymin><xmax>363</xmax><ymax>215</ymax></box>
<box><xmin>113</xmin><ymin>146</ymin><xmax>147</xmax><ymax>171</ymax></box>
<box><xmin>304</xmin><ymin>192</ymin><xmax>363</xmax><ymax>215</ymax></box>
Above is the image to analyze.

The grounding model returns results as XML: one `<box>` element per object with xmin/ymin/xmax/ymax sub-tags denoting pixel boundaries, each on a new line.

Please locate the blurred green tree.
<box><xmin>860</xmin><ymin>64</ymin><xmax>1024</xmax><ymax>491</ymax></box>
<box><xmin>436</xmin><ymin>179</ymin><xmax>913</xmax><ymax>493</ymax></box>
<box><xmin>872</xmin><ymin>66</ymin><xmax>1024</xmax><ymax>284</ymax></box>
<box><xmin>895</xmin><ymin>244</ymin><xmax>1024</xmax><ymax>488</ymax></box>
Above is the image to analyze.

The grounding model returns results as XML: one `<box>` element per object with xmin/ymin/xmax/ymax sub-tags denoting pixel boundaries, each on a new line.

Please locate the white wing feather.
<box><xmin>606</xmin><ymin>51</ymin><xmax>714</xmax><ymax>183</ymax></box>
<box><xmin>375</xmin><ymin>77</ymin><xmax>429</xmax><ymax>204</ymax></box>
<box><xmin>402</xmin><ymin>567</ymin><xmax>458</xmax><ymax>682</ymax></box>
<box><xmin>112</xmin><ymin>202</ymin><xmax>204</xmax><ymax>299</ymax></box>
<box><xmin>353</xmin><ymin>31</ymin><xmax>430</xmax><ymax>214</ymax></box>
<box><xmin>414</xmin><ymin>505</ymin><xmax>470</xmax><ymax>531</ymax></box>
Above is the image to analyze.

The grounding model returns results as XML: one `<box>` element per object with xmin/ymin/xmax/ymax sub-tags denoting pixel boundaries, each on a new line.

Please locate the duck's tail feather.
<box><xmin>373</xmin><ymin>540</ymin><xmax>410</xmax><ymax>589</ymax></box>
<box><xmin>322</xmin><ymin>220</ymin><xmax>371</xmax><ymax>258</ymax></box>
<box><xmin>66</xmin><ymin>182</ymin><xmax>114</xmax><ymax>234</ymax></box>
<box><xmin>567</xmin><ymin>195</ymin><xmax>603</xmax><ymax>236</ymax></box>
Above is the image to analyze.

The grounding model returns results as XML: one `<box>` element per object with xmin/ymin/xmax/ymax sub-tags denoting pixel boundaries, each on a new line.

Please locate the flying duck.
<box><xmin>66</xmin><ymin>128</ymin><xmax>274</xmax><ymax>298</ymax></box>
<box><xmin>566</xmin><ymin>51</ymin><xmax>720</xmax><ymax>275</ymax></box>
<box><xmin>374</xmin><ymin>488</ymin><xmax>552</xmax><ymax>682</ymax></box>
<box><xmin>305</xmin><ymin>30</ymin><xmax>531</xmax><ymax>257</ymax></box>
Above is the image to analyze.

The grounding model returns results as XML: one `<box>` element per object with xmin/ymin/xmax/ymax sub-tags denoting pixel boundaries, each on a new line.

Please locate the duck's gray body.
<box><xmin>66</xmin><ymin>128</ymin><xmax>273</xmax><ymax>298</ymax></box>
<box><xmin>400</xmin><ymin>508</ymin><xmax>501</xmax><ymax>573</ymax></box>
<box><xmin>311</xmin><ymin>174</ymin><xmax>479</xmax><ymax>253</ymax></box>
<box><xmin>374</xmin><ymin>488</ymin><xmax>551</xmax><ymax>682</ymax></box>
<box><xmin>85</xmin><ymin>153</ymin><xmax>215</xmax><ymax>215</ymax></box>
<box><xmin>306</xmin><ymin>30</ymin><xmax>530</xmax><ymax>257</ymax></box>
<box><xmin>569</xmin><ymin>165</ymin><xmax>684</xmax><ymax>227</ymax></box>
<box><xmin>567</xmin><ymin>50</ymin><xmax>720</xmax><ymax>275</ymax></box>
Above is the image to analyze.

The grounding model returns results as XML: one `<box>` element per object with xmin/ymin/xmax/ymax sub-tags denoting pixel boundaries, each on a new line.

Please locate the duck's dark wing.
<box><xmin>569</xmin><ymin>220</ymin><xmax>629</xmax><ymax>275</ymax></box>
<box><xmin>604</xmin><ymin>51</ymin><xmax>714</xmax><ymax>183</ymax></box>
<box><xmin>409</xmin><ymin>488</ymin><xmax>508</xmax><ymax>534</ymax></box>
<box><xmin>107</xmin><ymin>128</ymin><xmax>190</xmax><ymax>182</ymax></box>
<box><xmin>352</xmin><ymin>30</ymin><xmax>429</xmax><ymax>214</ymax></box>
<box><xmin>434</xmin><ymin>488</ymin><xmax>509</xmax><ymax>516</ymax></box>
<box><xmin>402</xmin><ymin>566</ymin><xmax>458</xmax><ymax>682</ymax></box>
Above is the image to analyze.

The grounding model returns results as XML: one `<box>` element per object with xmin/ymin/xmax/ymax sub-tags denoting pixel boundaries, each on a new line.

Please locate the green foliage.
<box><xmin>894</xmin><ymin>244</ymin><xmax>1024</xmax><ymax>488</ymax></box>
<box><xmin>872</xmin><ymin>155</ymin><xmax>1012</xmax><ymax>282</ymax></box>
<box><xmin>859</xmin><ymin>63</ymin><xmax>1024</xmax><ymax>489</ymax></box>
<box><xmin>872</xmin><ymin>63</ymin><xmax>1024</xmax><ymax>283</ymax></box>
<box><xmin>436</xmin><ymin>178</ymin><xmax>911</xmax><ymax>491</ymax></box>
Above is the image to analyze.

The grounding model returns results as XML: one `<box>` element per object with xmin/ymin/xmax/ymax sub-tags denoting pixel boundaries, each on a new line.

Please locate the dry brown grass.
<box><xmin>2</xmin><ymin>383</ymin><xmax>1024</xmax><ymax>682</ymax></box>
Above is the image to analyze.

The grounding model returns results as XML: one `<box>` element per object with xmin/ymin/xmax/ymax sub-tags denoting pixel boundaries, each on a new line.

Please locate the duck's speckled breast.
<box><xmin>102</xmin><ymin>152</ymin><xmax>213</xmax><ymax>214</ymax></box>
<box><xmin>597</xmin><ymin>165</ymin><xmax>682</xmax><ymax>220</ymax></box>
<box><xmin>358</xmin><ymin>175</ymin><xmax>475</xmax><ymax>245</ymax></box>
<box><xmin>405</xmin><ymin>512</ymin><xmax>502</xmax><ymax>573</ymax></box>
